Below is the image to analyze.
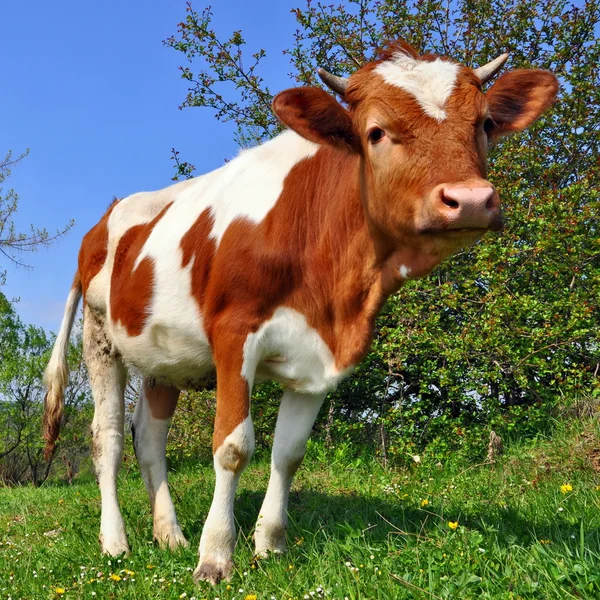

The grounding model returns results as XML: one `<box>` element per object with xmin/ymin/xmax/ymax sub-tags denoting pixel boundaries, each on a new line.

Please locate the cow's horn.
<box><xmin>474</xmin><ymin>53</ymin><xmax>509</xmax><ymax>84</ymax></box>
<box><xmin>317</xmin><ymin>68</ymin><xmax>349</xmax><ymax>96</ymax></box>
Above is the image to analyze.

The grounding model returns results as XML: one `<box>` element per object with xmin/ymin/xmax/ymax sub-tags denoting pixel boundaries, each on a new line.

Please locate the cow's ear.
<box><xmin>273</xmin><ymin>87</ymin><xmax>360</xmax><ymax>153</ymax></box>
<box><xmin>485</xmin><ymin>70</ymin><xmax>559</xmax><ymax>138</ymax></box>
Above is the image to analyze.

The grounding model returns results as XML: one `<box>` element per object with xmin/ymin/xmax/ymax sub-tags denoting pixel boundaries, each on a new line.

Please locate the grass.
<box><xmin>3</xmin><ymin>416</ymin><xmax>600</xmax><ymax>599</ymax></box>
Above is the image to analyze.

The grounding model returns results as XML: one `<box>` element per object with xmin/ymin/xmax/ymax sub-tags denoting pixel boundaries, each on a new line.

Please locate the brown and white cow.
<box><xmin>43</xmin><ymin>41</ymin><xmax>558</xmax><ymax>584</ymax></box>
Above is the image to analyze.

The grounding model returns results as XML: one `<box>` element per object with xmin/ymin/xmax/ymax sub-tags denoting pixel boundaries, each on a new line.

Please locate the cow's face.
<box><xmin>273</xmin><ymin>41</ymin><xmax>558</xmax><ymax>276</ymax></box>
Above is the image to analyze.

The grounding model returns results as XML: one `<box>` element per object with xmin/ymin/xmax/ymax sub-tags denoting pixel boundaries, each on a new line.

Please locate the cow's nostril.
<box><xmin>442</xmin><ymin>196</ymin><xmax>459</xmax><ymax>209</ymax></box>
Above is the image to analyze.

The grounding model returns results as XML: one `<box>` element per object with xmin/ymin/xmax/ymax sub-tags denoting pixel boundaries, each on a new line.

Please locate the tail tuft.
<box><xmin>43</xmin><ymin>389</ymin><xmax>65</xmax><ymax>460</ymax></box>
<box><xmin>42</xmin><ymin>272</ymin><xmax>82</xmax><ymax>460</ymax></box>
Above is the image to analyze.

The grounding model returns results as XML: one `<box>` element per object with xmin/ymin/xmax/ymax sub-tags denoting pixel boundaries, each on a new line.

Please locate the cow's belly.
<box><xmin>111</xmin><ymin>304</ymin><xmax>350</xmax><ymax>395</ymax></box>
<box><xmin>112</xmin><ymin>317</ymin><xmax>214</xmax><ymax>389</ymax></box>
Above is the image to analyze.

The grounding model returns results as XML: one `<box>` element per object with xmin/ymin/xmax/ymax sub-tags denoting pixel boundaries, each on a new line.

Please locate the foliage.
<box><xmin>166</xmin><ymin>389</ymin><xmax>215</xmax><ymax>464</ymax></box>
<box><xmin>0</xmin><ymin>149</ymin><xmax>74</xmax><ymax>283</ymax></box>
<box><xmin>169</xmin><ymin>147</ymin><xmax>197</xmax><ymax>181</ymax></box>
<box><xmin>0</xmin><ymin>292</ymin><xmax>91</xmax><ymax>485</ymax></box>
<box><xmin>3</xmin><ymin>413</ymin><xmax>600</xmax><ymax>598</ymax></box>
<box><xmin>165</xmin><ymin>0</ymin><xmax>600</xmax><ymax>465</ymax></box>
<box><xmin>166</xmin><ymin>383</ymin><xmax>281</xmax><ymax>465</ymax></box>
<box><xmin>164</xmin><ymin>4</ymin><xmax>280</xmax><ymax>148</ymax></box>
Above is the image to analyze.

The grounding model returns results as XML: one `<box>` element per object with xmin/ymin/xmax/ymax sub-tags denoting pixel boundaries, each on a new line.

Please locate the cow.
<box><xmin>42</xmin><ymin>40</ymin><xmax>558</xmax><ymax>584</ymax></box>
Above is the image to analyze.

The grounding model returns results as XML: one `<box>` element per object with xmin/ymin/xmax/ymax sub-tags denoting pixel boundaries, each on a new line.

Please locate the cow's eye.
<box><xmin>368</xmin><ymin>127</ymin><xmax>385</xmax><ymax>144</ymax></box>
<box><xmin>483</xmin><ymin>117</ymin><xmax>495</xmax><ymax>135</ymax></box>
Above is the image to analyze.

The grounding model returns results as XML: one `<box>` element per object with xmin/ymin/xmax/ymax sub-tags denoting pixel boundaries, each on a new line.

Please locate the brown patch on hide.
<box><xmin>110</xmin><ymin>203</ymin><xmax>173</xmax><ymax>336</ymax></box>
<box><xmin>78</xmin><ymin>199</ymin><xmax>119</xmax><ymax>297</ymax></box>
<box><xmin>219</xmin><ymin>443</ymin><xmax>248</xmax><ymax>474</ymax></box>
<box><xmin>211</xmin><ymin>336</ymin><xmax>250</xmax><ymax>453</ymax></box>
<box><xmin>180</xmin><ymin>208</ymin><xmax>217</xmax><ymax>312</ymax></box>
<box><xmin>145</xmin><ymin>381</ymin><xmax>180</xmax><ymax>420</ymax></box>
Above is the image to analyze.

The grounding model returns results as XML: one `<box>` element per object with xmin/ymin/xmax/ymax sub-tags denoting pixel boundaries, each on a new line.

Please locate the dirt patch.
<box><xmin>587</xmin><ymin>447</ymin><xmax>600</xmax><ymax>472</ymax></box>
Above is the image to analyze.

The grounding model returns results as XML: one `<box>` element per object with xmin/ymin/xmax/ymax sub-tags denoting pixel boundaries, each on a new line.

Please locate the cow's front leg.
<box><xmin>254</xmin><ymin>390</ymin><xmax>325</xmax><ymax>557</ymax></box>
<box><xmin>194</xmin><ymin>338</ymin><xmax>255</xmax><ymax>585</ymax></box>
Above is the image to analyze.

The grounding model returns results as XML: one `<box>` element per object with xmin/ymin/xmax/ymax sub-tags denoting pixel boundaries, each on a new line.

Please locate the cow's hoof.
<box><xmin>254</xmin><ymin>546</ymin><xmax>286</xmax><ymax>560</ymax></box>
<box><xmin>100</xmin><ymin>535</ymin><xmax>130</xmax><ymax>557</ymax></box>
<box><xmin>254</xmin><ymin>524</ymin><xmax>287</xmax><ymax>558</ymax></box>
<box><xmin>193</xmin><ymin>560</ymin><xmax>234</xmax><ymax>585</ymax></box>
<box><xmin>154</xmin><ymin>525</ymin><xmax>189</xmax><ymax>550</ymax></box>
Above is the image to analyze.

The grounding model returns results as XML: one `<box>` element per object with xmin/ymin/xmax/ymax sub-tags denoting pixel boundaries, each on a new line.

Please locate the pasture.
<box><xmin>2</xmin><ymin>413</ymin><xmax>600</xmax><ymax>600</ymax></box>
<box><xmin>1</xmin><ymin>1</ymin><xmax>598</xmax><ymax>599</ymax></box>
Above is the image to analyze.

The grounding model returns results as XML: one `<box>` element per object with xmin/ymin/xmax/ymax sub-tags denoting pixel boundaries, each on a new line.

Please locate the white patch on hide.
<box><xmin>375</xmin><ymin>52</ymin><xmax>459</xmax><ymax>121</ymax></box>
<box><xmin>242</xmin><ymin>307</ymin><xmax>350</xmax><ymax>395</ymax></box>
<box><xmin>399</xmin><ymin>264</ymin><xmax>412</xmax><ymax>279</ymax></box>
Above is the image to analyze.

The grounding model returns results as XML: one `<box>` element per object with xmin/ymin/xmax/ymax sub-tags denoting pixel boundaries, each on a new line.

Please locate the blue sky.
<box><xmin>1</xmin><ymin>0</ymin><xmax>299</xmax><ymax>332</ymax></box>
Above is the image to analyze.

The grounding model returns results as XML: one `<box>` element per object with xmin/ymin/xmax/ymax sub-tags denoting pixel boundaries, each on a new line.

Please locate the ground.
<box><xmin>2</xmin><ymin>417</ymin><xmax>600</xmax><ymax>599</ymax></box>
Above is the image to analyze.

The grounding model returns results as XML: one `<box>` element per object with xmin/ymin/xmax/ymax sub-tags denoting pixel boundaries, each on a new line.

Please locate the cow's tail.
<box><xmin>42</xmin><ymin>271</ymin><xmax>82</xmax><ymax>460</ymax></box>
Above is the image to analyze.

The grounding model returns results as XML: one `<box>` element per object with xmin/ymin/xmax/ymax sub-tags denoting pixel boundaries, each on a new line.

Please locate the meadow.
<box><xmin>1</xmin><ymin>3</ymin><xmax>598</xmax><ymax>600</ymax></box>
<box><xmin>2</xmin><ymin>413</ymin><xmax>600</xmax><ymax>600</ymax></box>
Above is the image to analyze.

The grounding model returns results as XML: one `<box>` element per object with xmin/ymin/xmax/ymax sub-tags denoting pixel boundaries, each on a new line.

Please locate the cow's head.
<box><xmin>273</xmin><ymin>41</ymin><xmax>558</xmax><ymax>277</ymax></box>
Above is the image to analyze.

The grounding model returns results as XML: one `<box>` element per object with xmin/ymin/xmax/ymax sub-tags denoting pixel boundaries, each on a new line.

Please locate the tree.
<box><xmin>0</xmin><ymin>149</ymin><xmax>73</xmax><ymax>284</ymax></box>
<box><xmin>0</xmin><ymin>292</ymin><xmax>91</xmax><ymax>485</ymax></box>
<box><xmin>165</xmin><ymin>0</ymin><xmax>600</xmax><ymax>464</ymax></box>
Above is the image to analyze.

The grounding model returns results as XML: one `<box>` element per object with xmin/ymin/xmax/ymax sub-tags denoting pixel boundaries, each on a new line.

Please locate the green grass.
<box><xmin>3</xmin><ymin>417</ymin><xmax>600</xmax><ymax>599</ymax></box>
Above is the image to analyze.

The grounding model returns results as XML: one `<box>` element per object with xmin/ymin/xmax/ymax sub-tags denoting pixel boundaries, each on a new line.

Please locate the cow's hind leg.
<box><xmin>132</xmin><ymin>379</ymin><xmax>188</xmax><ymax>549</ymax></box>
<box><xmin>194</xmin><ymin>337</ymin><xmax>255</xmax><ymax>585</ymax></box>
<box><xmin>254</xmin><ymin>390</ymin><xmax>325</xmax><ymax>556</ymax></box>
<box><xmin>84</xmin><ymin>306</ymin><xmax>129</xmax><ymax>555</ymax></box>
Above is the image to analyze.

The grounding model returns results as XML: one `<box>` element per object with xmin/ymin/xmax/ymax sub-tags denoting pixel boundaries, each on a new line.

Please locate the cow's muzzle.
<box><xmin>420</xmin><ymin>181</ymin><xmax>503</xmax><ymax>232</ymax></box>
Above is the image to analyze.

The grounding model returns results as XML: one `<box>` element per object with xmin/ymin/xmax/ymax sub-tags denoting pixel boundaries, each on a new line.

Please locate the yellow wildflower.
<box><xmin>448</xmin><ymin>521</ymin><xmax>459</xmax><ymax>530</ymax></box>
<box><xmin>109</xmin><ymin>573</ymin><xmax>121</xmax><ymax>582</ymax></box>
<box><xmin>421</xmin><ymin>499</ymin><xmax>429</xmax><ymax>507</ymax></box>
<box><xmin>146</xmin><ymin>564</ymin><xmax>155</xmax><ymax>569</ymax></box>
<box><xmin>540</xmin><ymin>539</ymin><xmax>551</xmax><ymax>545</ymax></box>
<box><xmin>245</xmin><ymin>595</ymin><xmax>257</xmax><ymax>600</ymax></box>
<box><xmin>54</xmin><ymin>588</ymin><xmax>66</xmax><ymax>595</ymax></box>
<box><xmin>58</xmin><ymin>499</ymin><xmax>64</xmax><ymax>505</ymax></box>
<box><xmin>123</xmin><ymin>569</ymin><xmax>135</xmax><ymax>576</ymax></box>
<box><xmin>560</xmin><ymin>484</ymin><xmax>573</xmax><ymax>494</ymax></box>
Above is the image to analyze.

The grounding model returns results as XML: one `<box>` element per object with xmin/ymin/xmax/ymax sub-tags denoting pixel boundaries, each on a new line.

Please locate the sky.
<box><xmin>1</xmin><ymin>0</ymin><xmax>299</xmax><ymax>332</ymax></box>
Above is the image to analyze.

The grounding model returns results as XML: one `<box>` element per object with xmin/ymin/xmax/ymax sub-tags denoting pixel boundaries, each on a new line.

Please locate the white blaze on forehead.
<box><xmin>374</xmin><ymin>52</ymin><xmax>460</xmax><ymax>121</ymax></box>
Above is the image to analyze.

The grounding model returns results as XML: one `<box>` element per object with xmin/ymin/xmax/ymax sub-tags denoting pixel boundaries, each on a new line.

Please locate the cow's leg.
<box><xmin>84</xmin><ymin>306</ymin><xmax>129</xmax><ymax>556</ymax></box>
<box><xmin>132</xmin><ymin>379</ymin><xmax>188</xmax><ymax>549</ymax></box>
<box><xmin>254</xmin><ymin>390</ymin><xmax>326</xmax><ymax>556</ymax></box>
<box><xmin>194</xmin><ymin>338</ymin><xmax>255</xmax><ymax>585</ymax></box>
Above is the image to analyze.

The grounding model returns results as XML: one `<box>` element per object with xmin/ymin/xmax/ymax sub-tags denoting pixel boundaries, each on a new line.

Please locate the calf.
<box><xmin>43</xmin><ymin>40</ymin><xmax>557</xmax><ymax>584</ymax></box>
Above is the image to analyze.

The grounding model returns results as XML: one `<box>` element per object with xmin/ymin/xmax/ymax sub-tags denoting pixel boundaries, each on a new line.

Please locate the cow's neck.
<box><xmin>275</xmin><ymin>144</ymin><xmax>411</xmax><ymax>370</ymax></box>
